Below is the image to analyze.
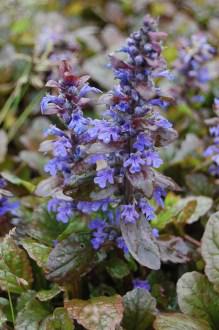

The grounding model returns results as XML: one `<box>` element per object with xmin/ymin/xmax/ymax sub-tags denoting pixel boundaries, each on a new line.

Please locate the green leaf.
<box><xmin>186</xmin><ymin>173</ymin><xmax>214</xmax><ymax>196</ymax></box>
<box><xmin>35</xmin><ymin>177</ymin><xmax>61</xmax><ymax>198</ymax></box>
<box><xmin>36</xmin><ymin>284</ymin><xmax>62</xmax><ymax>302</ymax></box>
<box><xmin>106</xmin><ymin>257</ymin><xmax>130</xmax><ymax>279</ymax></box>
<box><xmin>46</xmin><ymin>233</ymin><xmax>96</xmax><ymax>282</ymax></box>
<box><xmin>14</xmin><ymin>206</ymin><xmax>66</xmax><ymax>246</ymax></box>
<box><xmin>151</xmin><ymin>208</ymin><xmax>176</xmax><ymax>230</ymax></box>
<box><xmin>174</xmin><ymin>196</ymin><xmax>212</xmax><ymax>224</ymax></box>
<box><xmin>8</xmin><ymin>92</ymin><xmax>44</xmax><ymax>142</ymax></box>
<box><xmin>65</xmin><ymin>295</ymin><xmax>123</xmax><ymax>330</ymax></box>
<box><xmin>151</xmin><ymin>192</ymin><xmax>181</xmax><ymax>230</ymax></box>
<box><xmin>201</xmin><ymin>211</ymin><xmax>219</xmax><ymax>292</ymax></box>
<box><xmin>15</xmin><ymin>299</ymin><xmax>49</xmax><ymax>330</ymax></box>
<box><xmin>154</xmin><ymin>313</ymin><xmax>211</xmax><ymax>330</ymax></box>
<box><xmin>19</xmin><ymin>151</ymin><xmax>46</xmax><ymax>173</ymax></box>
<box><xmin>57</xmin><ymin>217</ymin><xmax>87</xmax><ymax>241</ymax></box>
<box><xmin>121</xmin><ymin>215</ymin><xmax>160</xmax><ymax>270</ymax></box>
<box><xmin>11</xmin><ymin>18</ymin><xmax>31</xmax><ymax>34</ymax></box>
<box><xmin>40</xmin><ymin>308</ymin><xmax>74</xmax><ymax>330</ymax></box>
<box><xmin>152</xmin><ymin>195</ymin><xmax>212</xmax><ymax>229</ymax></box>
<box><xmin>177</xmin><ymin>271</ymin><xmax>219</xmax><ymax>328</ymax></box>
<box><xmin>1</xmin><ymin>171</ymin><xmax>35</xmax><ymax>192</ymax></box>
<box><xmin>0</xmin><ymin>309</ymin><xmax>7</xmax><ymax>328</ymax></box>
<box><xmin>21</xmin><ymin>238</ymin><xmax>51</xmax><ymax>268</ymax></box>
<box><xmin>158</xmin><ymin>235</ymin><xmax>189</xmax><ymax>264</ymax></box>
<box><xmin>171</xmin><ymin>133</ymin><xmax>202</xmax><ymax>164</ymax></box>
<box><xmin>16</xmin><ymin>291</ymin><xmax>36</xmax><ymax>312</ymax></box>
<box><xmin>0</xmin><ymin>236</ymin><xmax>32</xmax><ymax>293</ymax></box>
<box><xmin>90</xmin><ymin>284</ymin><xmax>116</xmax><ymax>298</ymax></box>
<box><xmin>0</xmin><ymin>130</ymin><xmax>8</xmax><ymax>164</ymax></box>
<box><xmin>122</xmin><ymin>288</ymin><xmax>157</xmax><ymax>330</ymax></box>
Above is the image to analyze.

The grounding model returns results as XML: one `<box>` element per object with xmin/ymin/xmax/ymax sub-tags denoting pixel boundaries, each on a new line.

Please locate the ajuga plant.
<box><xmin>169</xmin><ymin>34</ymin><xmax>216</xmax><ymax>139</ymax></box>
<box><xmin>173</xmin><ymin>34</ymin><xmax>215</xmax><ymax>105</ymax></box>
<box><xmin>40</xmin><ymin>15</ymin><xmax>178</xmax><ymax>270</ymax></box>
<box><xmin>204</xmin><ymin>98</ymin><xmax>219</xmax><ymax>176</ymax></box>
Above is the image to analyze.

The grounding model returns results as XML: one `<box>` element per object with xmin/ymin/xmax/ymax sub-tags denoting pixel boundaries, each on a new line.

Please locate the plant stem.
<box><xmin>7</xmin><ymin>286</ymin><xmax>15</xmax><ymax>326</ymax></box>
<box><xmin>184</xmin><ymin>234</ymin><xmax>201</xmax><ymax>247</ymax></box>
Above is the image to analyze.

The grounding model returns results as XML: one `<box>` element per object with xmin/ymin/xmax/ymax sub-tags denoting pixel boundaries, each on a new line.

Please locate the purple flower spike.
<box><xmin>205</xmin><ymin>99</ymin><xmax>219</xmax><ymax>176</ymax></box>
<box><xmin>40</xmin><ymin>16</ymin><xmax>178</xmax><ymax>258</ymax></box>
<box><xmin>173</xmin><ymin>33</ymin><xmax>215</xmax><ymax>105</ymax></box>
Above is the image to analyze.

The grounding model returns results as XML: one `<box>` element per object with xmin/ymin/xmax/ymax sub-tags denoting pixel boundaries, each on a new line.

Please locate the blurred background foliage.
<box><xmin>0</xmin><ymin>0</ymin><xmax>219</xmax><ymax>199</ymax></box>
<box><xmin>1</xmin><ymin>1</ymin><xmax>219</xmax><ymax>328</ymax></box>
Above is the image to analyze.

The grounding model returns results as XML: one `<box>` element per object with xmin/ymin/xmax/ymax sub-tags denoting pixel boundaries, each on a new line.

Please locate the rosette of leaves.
<box><xmin>154</xmin><ymin>211</ymin><xmax>219</xmax><ymax>330</ymax></box>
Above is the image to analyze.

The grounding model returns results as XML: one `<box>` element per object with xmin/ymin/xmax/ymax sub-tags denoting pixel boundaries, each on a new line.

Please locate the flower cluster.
<box><xmin>35</xmin><ymin>12</ymin><xmax>78</xmax><ymax>59</ymax></box>
<box><xmin>40</xmin><ymin>16</ymin><xmax>178</xmax><ymax>253</ymax></box>
<box><xmin>173</xmin><ymin>34</ymin><xmax>215</xmax><ymax>103</ymax></box>
<box><xmin>0</xmin><ymin>179</ymin><xmax>18</xmax><ymax>217</ymax></box>
<box><xmin>204</xmin><ymin>98</ymin><xmax>219</xmax><ymax>176</ymax></box>
<box><xmin>133</xmin><ymin>279</ymin><xmax>151</xmax><ymax>291</ymax></box>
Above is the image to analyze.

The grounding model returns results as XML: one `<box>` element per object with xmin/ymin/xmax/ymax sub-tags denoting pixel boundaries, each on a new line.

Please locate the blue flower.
<box><xmin>149</xmin><ymin>98</ymin><xmax>169</xmax><ymax>109</ymax></box>
<box><xmin>121</xmin><ymin>204</ymin><xmax>139</xmax><ymax>223</ymax></box>
<box><xmin>44</xmin><ymin>158</ymin><xmax>71</xmax><ymax>177</ymax></box>
<box><xmin>41</xmin><ymin>95</ymin><xmax>64</xmax><ymax>114</ymax></box>
<box><xmin>133</xmin><ymin>133</ymin><xmax>153</xmax><ymax>152</ymax></box>
<box><xmin>68</xmin><ymin>113</ymin><xmax>89</xmax><ymax>134</ymax></box>
<box><xmin>77</xmin><ymin>199</ymin><xmax>111</xmax><ymax>214</ymax></box>
<box><xmin>153</xmin><ymin>69</ymin><xmax>174</xmax><ymax>80</ymax></box>
<box><xmin>89</xmin><ymin>215</ymin><xmax>124</xmax><ymax>251</ymax></box>
<box><xmin>154</xmin><ymin>114</ymin><xmax>172</xmax><ymax>129</ymax></box>
<box><xmin>139</xmin><ymin>198</ymin><xmax>155</xmax><ymax>220</ymax></box>
<box><xmin>116</xmin><ymin>236</ymin><xmax>129</xmax><ymax>254</ymax></box>
<box><xmin>0</xmin><ymin>198</ymin><xmax>19</xmax><ymax>217</ymax></box>
<box><xmin>94</xmin><ymin>168</ymin><xmax>114</xmax><ymax>189</ymax></box>
<box><xmin>133</xmin><ymin>279</ymin><xmax>151</xmax><ymax>291</ymax></box>
<box><xmin>144</xmin><ymin>151</ymin><xmax>163</xmax><ymax>168</ymax></box>
<box><xmin>210</xmin><ymin>126</ymin><xmax>219</xmax><ymax>137</ymax></box>
<box><xmin>116</xmin><ymin>101</ymin><xmax>130</xmax><ymax>112</ymax></box>
<box><xmin>85</xmin><ymin>154</ymin><xmax>106</xmax><ymax>164</ymax></box>
<box><xmin>197</xmin><ymin>67</ymin><xmax>209</xmax><ymax>83</ymax></box>
<box><xmin>152</xmin><ymin>228</ymin><xmax>159</xmax><ymax>238</ymax></box>
<box><xmin>98</xmin><ymin>124</ymin><xmax>120</xmax><ymax>144</ymax></box>
<box><xmin>153</xmin><ymin>187</ymin><xmax>166</xmax><ymax>207</ymax></box>
<box><xmin>79</xmin><ymin>84</ymin><xmax>102</xmax><ymax>97</ymax></box>
<box><xmin>44</xmin><ymin>125</ymin><xmax>66</xmax><ymax>137</ymax></box>
<box><xmin>48</xmin><ymin>198</ymin><xmax>75</xmax><ymax>223</ymax></box>
<box><xmin>124</xmin><ymin>153</ymin><xmax>145</xmax><ymax>174</ymax></box>
<box><xmin>0</xmin><ymin>179</ymin><xmax>19</xmax><ymax>217</ymax></box>
<box><xmin>53</xmin><ymin>137</ymin><xmax>72</xmax><ymax>157</ymax></box>
<box><xmin>204</xmin><ymin>99</ymin><xmax>219</xmax><ymax>177</ymax></box>
<box><xmin>88</xmin><ymin>219</ymin><xmax>107</xmax><ymax>249</ymax></box>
